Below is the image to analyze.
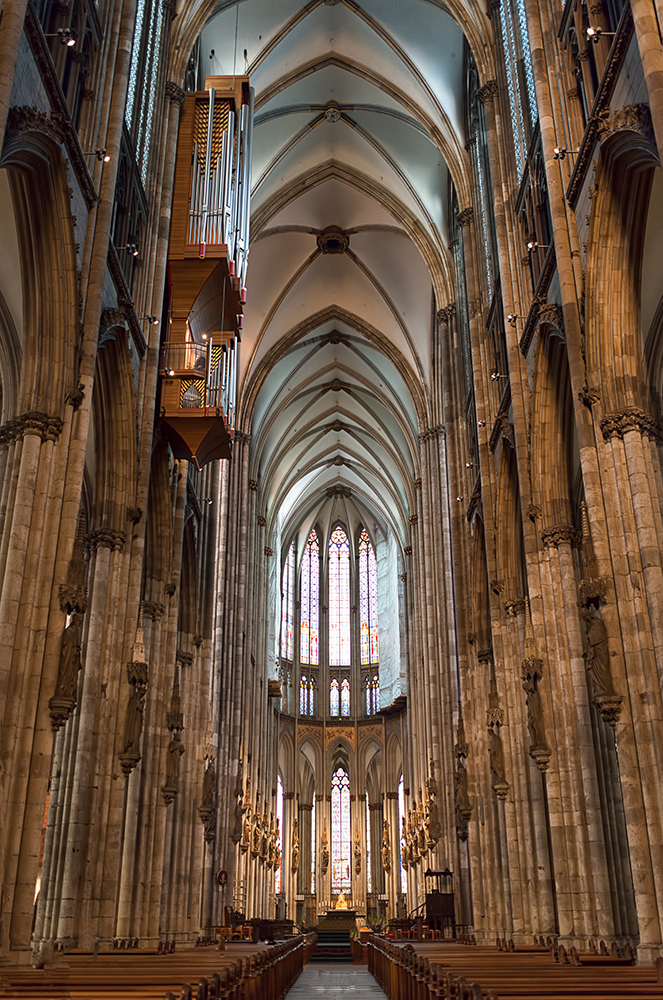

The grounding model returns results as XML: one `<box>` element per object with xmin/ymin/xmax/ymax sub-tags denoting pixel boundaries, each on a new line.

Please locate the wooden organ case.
<box><xmin>161</xmin><ymin>76</ymin><xmax>253</xmax><ymax>469</ymax></box>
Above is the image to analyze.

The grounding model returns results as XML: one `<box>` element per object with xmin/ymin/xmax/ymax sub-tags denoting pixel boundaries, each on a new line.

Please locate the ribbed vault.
<box><xmin>171</xmin><ymin>0</ymin><xmax>480</xmax><ymax>554</ymax></box>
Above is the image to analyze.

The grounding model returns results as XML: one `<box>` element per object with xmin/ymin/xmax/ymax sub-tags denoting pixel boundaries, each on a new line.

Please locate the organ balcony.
<box><xmin>161</xmin><ymin>75</ymin><xmax>253</xmax><ymax>469</ymax></box>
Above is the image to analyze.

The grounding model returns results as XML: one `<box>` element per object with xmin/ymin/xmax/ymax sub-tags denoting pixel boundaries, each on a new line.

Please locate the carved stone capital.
<box><xmin>119</xmin><ymin>750</ymin><xmax>141</xmax><ymax>776</ymax></box>
<box><xmin>541</xmin><ymin>523</ymin><xmax>582</xmax><ymax>548</ymax></box>
<box><xmin>594</xmin><ymin>693</ymin><xmax>623</xmax><ymax>726</ymax></box>
<box><xmin>600</xmin><ymin>407</ymin><xmax>661</xmax><ymax>442</ymax></box>
<box><xmin>49</xmin><ymin>694</ymin><xmax>76</xmax><ymax>732</ymax></box>
<box><xmin>504</xmin><ymin>598</ymin><xmax>526</xmax><ymax>618</ymax></box>
<box><xmin>477</xmin><ymin>648</ymin><xmax>494</xmax><ymax>666</ymax></box>
<box><xmin>126</xmin><ymin>506</ymin><xmax>143</xmax><ymax>524</ymax></box>
<box><xmin>456</xmin><ymin>207</ymin><xmax>474</xmax><ymax>227</ymax></box>
<box><xmin>477</xmin><ymin>79</ymin><xmax>498</xmax><ymax>103</ymax></box>
<box><xmin>86</xmin><ymin>527</ymin><xmax>126</xmax><ymax>552</ymax></box>
<box><xmin>529</xmin><ymin>746</ymin><xmax>551</xmax><ymax>771</ymax></box>
<box><xmin>538</xmin><ymin>304</ymin><xmax>564</xmax><ymax>331</ymax></box>
<box><xmin>65</xmin><ymin>385</ymin><xmax>85</xmax><ymax>410</ymax></box>
<box><xmin>409</xmin><ymin>514</ymin><xmax>418</xmax><ymax>525</ymax></box>
<box><xmin>100</xmin><ymin>306</ymin><xmax>127</xmax><ymax>331</ymax></box>
<box><xmin>414</xmin><ymin>477</ymin><xmax>422</xmax><ymax>490</ymax></box>
<box><xmin>490</xmin><ymin>579</ymin><xmax>504</xmax><ymax>595</ymax></box>
<box><xmin>257</xmin><ymin>515</ymin><xmax>267</xmax><ymax>526</ymax></box>
<box><xmin>598</xmin><ymin>103</ymin><xmax>656</xmax><ymax>151</ymax></box>
<box><xmin>6</xmin><ymin>105</ymin><xmax>67</xmax><ymax>144</ymax></box>
<box><xmin>141</xmin><ymin>600</ymin><xmax>165</xmax><ymax>621</ymax></box>
<box><xmin>176</xmin><ymin>650</ymin><xmax>193</xmax><ymax>668</ymax></box>
<box><xmin>165</xmin><ymin>80</ymin><xmax>186</xmax><ymax>106</ymax></box>
<box><xmin>264</xmin><ymin>546</ymin><xmax>274</xmax><ymax>556</ymax></box>
<box><xmin>404</xmin><ymin>545</ymin><xmax>412</xmax><ymax>556</ymax></box>
<box><xmin>493</xmin><ymin>780</ymin><xmax>509</xmax><ymax>800</ymax></box>
<box><xmin>0</xmin><ymin>411</ymin><xmax>64</xmax><ymax>445</ymax></box>
<box><xmin>166</xmin><ymin>711</ymin><xmax>184</xmax><ymax>732</ymax></box>
<box><xmin>248</xmin><ymin>480</ymin><xmax>259</xmax><ymax>491</ymax></box>
<box><xmin>437</xmin><ymin>302</ymin><xmax>456</xmax><ymax>325</ymax></box>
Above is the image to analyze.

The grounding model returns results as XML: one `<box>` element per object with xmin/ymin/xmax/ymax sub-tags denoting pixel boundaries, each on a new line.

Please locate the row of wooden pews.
<box><xmin>0</xmin><ymin>935</ymin><xmax>313</xmax><ymax>1000</ymax></box>
<box><xmin>367</xmin><ymin>934</ymin><xmax>663</xmax><ymax>1000</ymax></box>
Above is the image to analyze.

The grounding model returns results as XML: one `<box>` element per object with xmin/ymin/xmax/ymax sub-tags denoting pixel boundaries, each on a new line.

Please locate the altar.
<box><xmin>318</xmin><ymin>892</ymin><xmax>358</xmax><ymax>932</ymax></box>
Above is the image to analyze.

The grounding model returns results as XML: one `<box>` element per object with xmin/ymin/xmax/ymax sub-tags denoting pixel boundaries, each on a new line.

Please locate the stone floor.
<box><xmin>286</xmin><ymin>964</ymin><xmax>387</xmax><ymax>997</ymax></box>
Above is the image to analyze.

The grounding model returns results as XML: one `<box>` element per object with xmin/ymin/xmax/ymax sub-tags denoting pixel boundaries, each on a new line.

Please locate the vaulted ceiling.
<box><xmin>170</xmin><ymin>0</ymin><xmax>493</xmax><ymax>546</ymax></box>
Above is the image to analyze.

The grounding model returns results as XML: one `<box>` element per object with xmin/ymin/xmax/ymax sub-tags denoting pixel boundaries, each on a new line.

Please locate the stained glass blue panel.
<box><xmin>330</xmin><ymin>678</ymin><xmax>339</xmax><ymax>717</ymax></box>
<box><xmin>341</xmin><ymin>678</ymin><xmax>350</xmax><ymax>717</ymax></box>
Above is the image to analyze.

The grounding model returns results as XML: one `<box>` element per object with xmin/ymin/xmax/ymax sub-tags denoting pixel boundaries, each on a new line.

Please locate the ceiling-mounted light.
<box><xmin>117</xmin><ymin>242</ymin><xmax>139</xmax><ymax>256</ymax></box>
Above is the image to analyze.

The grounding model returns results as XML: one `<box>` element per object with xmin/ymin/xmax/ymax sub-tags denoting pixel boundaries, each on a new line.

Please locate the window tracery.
<box><xmin>281</xmin><ymin>541</ymin><xmax>295</xmax><ymax>661</ymax></box>
<box><xmin>329</xmin><ymin>526</ymin><xmax>351</xmax><ymax>666</ymax></box>
<box><xmin>331</xmin><ymin>767</ymin><xmax>351</xmax><ymax>892</ymax></box>
<box><xmin>341</xmin><ymin>678</ymin><xmax>350</xmax><ymax>717</ymax></box>
<box><xmin>300</xmin><ymin>529</ymin><xmax>319</xmax><ymax>665</ymax></box>
<box><xmin>330</xmin><ymin>678</ymin><xmax>339</xmax><ymax>717</ymax></box>
<box><xmin>359</xmin><ymin>529</ymin><xmax>379</xmax><ymax>665</ymax></box>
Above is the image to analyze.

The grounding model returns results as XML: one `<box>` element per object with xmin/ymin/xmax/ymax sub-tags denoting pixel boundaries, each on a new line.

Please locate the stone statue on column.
<box><xmin>321</xmin><ymin>825</ymin><xmax>330</xmax><ymax>874</ymax></box>
<box><xmin>49</xmin><ymin>611</ymin><xmax>84</xmax><ymax>730</ymax></box>
<box><xmin>354</xmin><ymin>826</ymin><xmax>361</xmax><ymax>874</ymax></box>
<box><xmin>291</xmin><ymin>818</ymin><xmax>300</xmax><ymax>873</ymax></box>
<box><xmin>119</xmin><ymin>661</ymin><xmax>148</xmax><ymax>775</ymax></box>
<box><xmin>381</xmin><ymin>819</ymin><xmax>391</xmax><ymax>872</ymax></box>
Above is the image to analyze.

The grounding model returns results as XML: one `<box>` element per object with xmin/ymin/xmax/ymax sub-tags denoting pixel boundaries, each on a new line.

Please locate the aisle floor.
<box><xmin>286</xmin><ymin>964</ymin><xmax>387</xmax><ymax>997</ymax></box>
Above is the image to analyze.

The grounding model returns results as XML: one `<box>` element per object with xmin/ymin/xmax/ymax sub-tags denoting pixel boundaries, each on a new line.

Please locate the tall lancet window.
<box><xmin>300</xmin><ymin>529</ymin><xmax>320</xmax><ymax>665</ymax></box>
<box><xmin>329</xmin><ymin>526</ymin><xmax>351</xmax><ymax>666</ymax></box>
<box><xmin>281</xmin><ymin>541</ymin><xmax>295</xmax><ymax>661</ymax></box>
<box><xmin>331</xmin><ymin>767</ymin><xmax>351</xmax><ymax>892</ymax></box>
<box><xmin>341</xmin><ymin>678</ymin><xmax>350</xmax><ymax>717</ymax></box>
<box><xmin>330</xmin><ymin>678</ymin><xmax>340</xmax><ymax>717</ymax></box>
<box><xmin>499</xmin><ymin>0</ymin><xmax>538</xmax><ymax>174</ymax></box>
<box><xmin>359</xmin><ymin>529</ymin><xmax>379</xmax><ymax>665</ymax></box>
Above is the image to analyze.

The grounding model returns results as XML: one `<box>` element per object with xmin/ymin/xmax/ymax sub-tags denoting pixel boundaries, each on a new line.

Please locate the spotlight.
<box><xmin>527</xmin><ymin>241</ymin><xmax>549</xmax><ymax>252</ymax></box>
<box><xmin>466</xmin><ymin>462</ymin><xmax>473</xmax><ymax>469</ymax></box>
<box><xmin>118</xmin><ymin>243</ymin><xmax>139</xmax><ymax>256</ymax></box>
<box><xmin>507</xmin><ymin>313</ymin><xmax>522</xmax><ymax>326</ymax></box>
<box><xmin>586</xmin><ymin>26</ymin><xmax>615</xmax><ymax>42</ymax></box>
<box><xmin>478</xmin><ymin>420</ymin><xmax>486</xmax><ymax>427</ymax></box>
<box><xmin>202</xmin><ymin>497</ymin><xmax>213</xmax><ymax>505</ymax></box>
<box><xmin>142</xmin><ymin>315</ymin><xmax>159</xmax><ymax>325</ymax></box>
<box><xmin>553</xmin><ymin>147</ymin><xmax>579</xmax><ymax>160</ymax></box>
<box><xmin>491</xmin><ymin>371</ymin><xmax>508</xmax><ymax>381</ymax></box>
<box><xmin>168</xmin><ymin>369</ymin><xmax>175</xmax><ymax>376</ymax></box>
<box><xmin>84</xmin><ymin>148</ymin><xmax>111</xmax><ymax>162</ymax></box>
<box><xmin>45</xmin><ymin>28</ymin><xmax>76</xmax><ymax>45</ymax></box>
<box><xmin>457</xmin><ymin>496</ymin><xmax>464</xmax><ymax>502</ymax></box>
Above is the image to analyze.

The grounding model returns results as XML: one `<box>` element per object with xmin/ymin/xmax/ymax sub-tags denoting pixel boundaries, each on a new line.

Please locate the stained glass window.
<box><xmin>398</xmin><ymin>775</ymin><xmax>408</xmax><ymax>894</ymax></box>
<box><xmin>330</xmin><ymin>678</ymin><xmax>339</xmax><ymax>717</ymax></box>
<box><xmin>300</xmin><ymin>676</ymin><xmax>314</xmax><ymax>716</ymax></box>
<box><xmin>365</xmin><ymin>675</ymin><xmax>380</xmax><ymax>715</ymax></box>
<box><xmin>125</xmin><ymin>0</ymin><xmax>166</xmax><ymax>180</ymax></box>
<box><xmin>366</xmin><ymin>800</ymin><xmax>372</xmax><ymax>894</ymax></box>
<box><xmin>300</xmin><ymin>529</ymin><xmax>320</xmax><ymax>665</ymax></box>
<box><xmin>499</xmin><ymin>0</ymin><xmax>538</xmax><ymax>175</ymax></box>
<box><xmin>341</xmin><ymin>678</ymin><xmax>350</xmax><ymax>717</ymax></box>
<box><xmin>359</xmin><ymin>529</ymin><xmax>379</xmax><ymax>665</ymax></box>
<box><xmin>373</xmin><ymin>676</ymin><xmax>380</xmax><ymax>713</ymax></box>
<box><xmin>281</xmin><ymin>542</ymin><xmax>295</xmax><ymax>661</ymax></box>
<box><xmin>275</xmin><ymin>775</ymin><xmax>283</xmax><ymax>894</ymax></box>
<box><xmin>331</xmin><ymin>768</ymin><xmax>351</xmax><ymax>892</ymax></box>
<box><xmin>329</xmin><ymin>526</ymin><xmax>351</xmax><ymax>665</ymax></box>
